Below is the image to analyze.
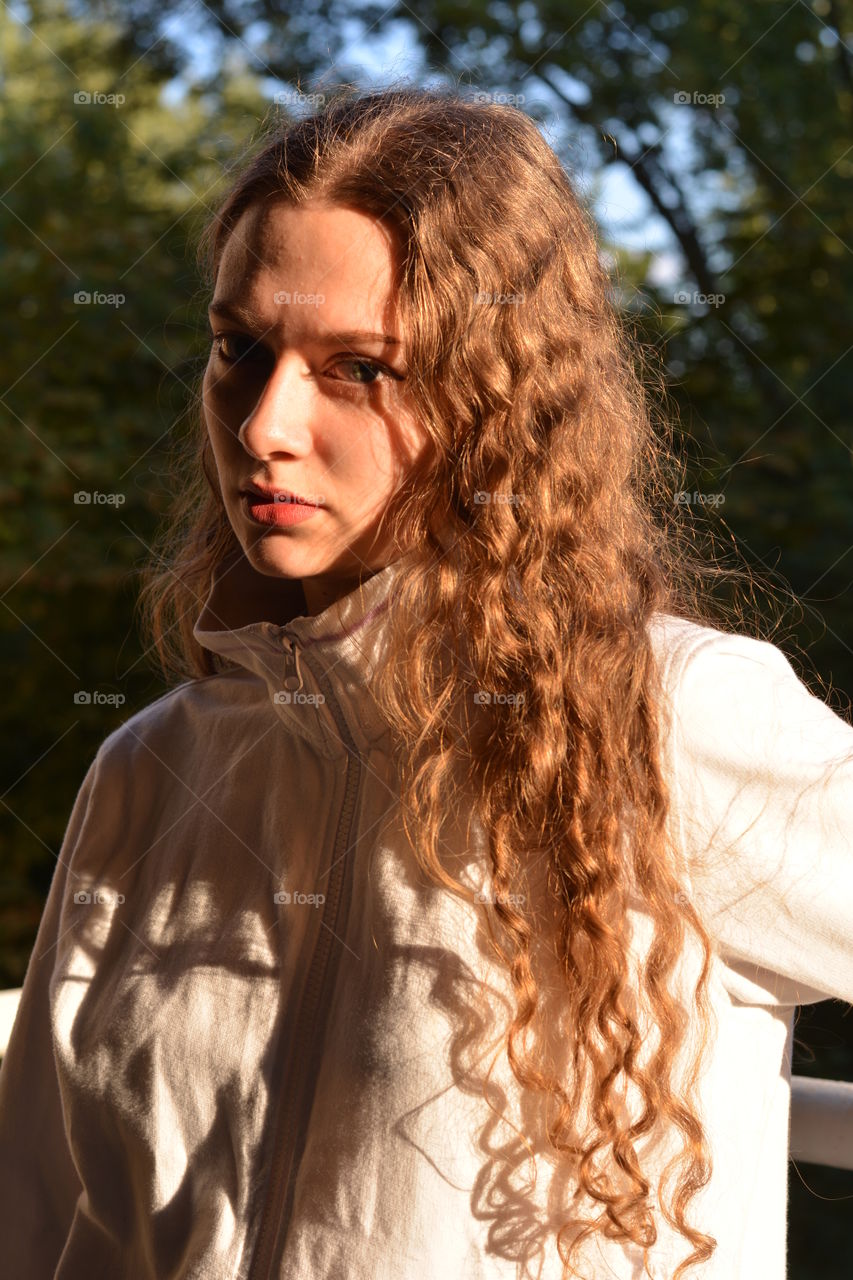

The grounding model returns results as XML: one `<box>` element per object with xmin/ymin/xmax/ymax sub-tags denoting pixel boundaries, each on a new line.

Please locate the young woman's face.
<box><xmin>202</xmin><ymin>199</ymin><xmax>428</xmax><ymax>617</ymax></box>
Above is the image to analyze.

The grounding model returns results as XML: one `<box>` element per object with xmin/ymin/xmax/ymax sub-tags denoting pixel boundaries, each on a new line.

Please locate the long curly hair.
<box><xmin>137</xmin><ymin>84</ymin><xmax>790</xmax><ymax>1278</ymax></box>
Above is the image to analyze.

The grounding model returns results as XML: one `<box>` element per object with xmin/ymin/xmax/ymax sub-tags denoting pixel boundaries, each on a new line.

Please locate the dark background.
<box><xmin>1</xmin><ymin>1</ymin><xmax>852</xmax><ymax>1271</ymax></box>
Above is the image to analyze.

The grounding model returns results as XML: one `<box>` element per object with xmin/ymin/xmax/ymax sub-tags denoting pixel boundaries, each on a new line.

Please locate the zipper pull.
<box><xmin>281</xmin><ymin>635</ymin><xmax>304</xmax><ymax>695</ymax></box>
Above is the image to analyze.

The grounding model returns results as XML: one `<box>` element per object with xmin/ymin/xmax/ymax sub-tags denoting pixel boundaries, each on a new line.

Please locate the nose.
<box><xmin>237</xmin><ymin>353</ymin><xmax>314</xmax><ymax>459</ymax></box>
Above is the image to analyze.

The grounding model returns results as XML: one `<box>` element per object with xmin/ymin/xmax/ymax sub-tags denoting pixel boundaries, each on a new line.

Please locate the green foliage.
<box><xmin>0</xmin><ymin>7</ymin><xmax>275</xmax><ymax>981</ymax></box>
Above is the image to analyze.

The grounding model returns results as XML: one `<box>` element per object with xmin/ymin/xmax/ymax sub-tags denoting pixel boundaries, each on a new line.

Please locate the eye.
<box><xmin>210</xmin><ymin>332</ymin><xmax>266</xmax><ymax>364</ymax></box>
<box><xmin>208</xmin><ymin>331</ymin><xmax>404</xmax><ymax>388</ymax></box>
<box><xmin>327</xmin><ymin>357</ymin><xmax>394</xmax><ymax>387</ymax></box>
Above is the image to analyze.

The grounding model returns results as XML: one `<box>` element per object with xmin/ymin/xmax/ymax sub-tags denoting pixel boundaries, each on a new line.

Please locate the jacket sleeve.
<box><xmin>665</xmin><ymin>629</ymin><xmax>853</xmax><ymax>1008</ymax></box>
<box><xmin>0</xmin><ymin>752</ymin><xmax>100</xmax><ymax>1277</ymax></box>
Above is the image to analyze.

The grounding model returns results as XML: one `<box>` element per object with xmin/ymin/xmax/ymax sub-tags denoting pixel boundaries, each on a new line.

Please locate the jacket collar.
<box><xmin>192</xmin><ymin>546</ymin><xmax>415</xmax><ymax>757</ymax></box>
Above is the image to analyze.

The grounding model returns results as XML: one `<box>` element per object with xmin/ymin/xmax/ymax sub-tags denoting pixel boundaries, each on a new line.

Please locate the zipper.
<box><xmin>246</xmin><ymin>637</ymin><xmax>363</xmax><ymax>1280</ymax></box>
<box><xmin>280</xmin><ymin>631</ymin><xmax>303</xmax><ymax>697</ymax></box>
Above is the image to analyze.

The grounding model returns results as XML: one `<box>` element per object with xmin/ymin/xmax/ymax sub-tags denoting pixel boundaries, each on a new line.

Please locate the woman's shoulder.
<box><xmin>645</xmin><ymin>609</ymin><xmax>853</xmax><ymax>858</ymax></box>
<box><xmin>647</xmin><ymin>609</ymin><xmax>794</xmax><ymax>686</ymax></box>
<box><xmin>92</xmin><ymin>668</ymin><xmax>264</xmax><ymax>773</ymax></box>
<box><xmin>645</xmin><ymin>610</ymin><xmax>808</xmax><ymax>733</ymax></box>
<box><xmin>647</xmin><ymin>610</ymin><xmax>853</xmax><ymax>1007</ymax></box>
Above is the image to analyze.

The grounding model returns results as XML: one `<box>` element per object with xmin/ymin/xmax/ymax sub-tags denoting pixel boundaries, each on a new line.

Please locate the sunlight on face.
<box><xmin>202</xmin><ymin>199</ymin><xmax>429</xmax><ymax>617</ymax></box>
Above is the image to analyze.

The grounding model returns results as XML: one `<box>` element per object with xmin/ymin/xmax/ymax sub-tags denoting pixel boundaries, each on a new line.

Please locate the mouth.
<box><xmin>240</xmin><ymin>485</ymin><xmax>322</xmax><ymax>528</ymax></box>
<box><xmin>241</xmin><ymin>484</ymin><xmax>318</xmax><ymax>508</ymax></box>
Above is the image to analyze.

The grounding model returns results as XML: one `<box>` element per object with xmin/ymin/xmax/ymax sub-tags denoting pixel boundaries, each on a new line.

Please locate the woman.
<box><xmin>1</xmin><ymin>85</ymin><xmax>851</xmax><ymax>1280</ymax></box>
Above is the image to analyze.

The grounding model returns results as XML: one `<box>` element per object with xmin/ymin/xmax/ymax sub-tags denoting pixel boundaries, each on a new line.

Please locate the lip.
<box><xmin>240</xmin><ymin>483</ymin><xmax>321</xmax><ymax>528</ymax></box>
<box><xmin>242</xmin><ymin>481</ymin><xmax>318</xmax><ymax>505</ymax></box>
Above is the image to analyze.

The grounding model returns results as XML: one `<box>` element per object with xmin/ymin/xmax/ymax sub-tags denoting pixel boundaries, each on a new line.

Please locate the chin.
<box><xmin>241</xmin><ymin>534</ymin><xmax>335</xmax><ymax>581</ymax></box>
<box><xmin>236</xmin><ymin>536</ymin><xmax>296</xmax><ymax>576</ymax></box>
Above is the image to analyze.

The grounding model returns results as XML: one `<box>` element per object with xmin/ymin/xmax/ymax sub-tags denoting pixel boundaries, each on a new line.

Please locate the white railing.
<box><xmin>0</xmin><ymin>988</ymin><xmax>20</xmax><ymax>1058</ymax></box>
<box><xmin>789</xmin><ymin>1075</ymin><xmax>853</xmax><ymax>1171</ymax></box>
<box><xmin>1</xmin><ymin>986</ymin><xmax>852</xmax><ymax>1169</ymax></box>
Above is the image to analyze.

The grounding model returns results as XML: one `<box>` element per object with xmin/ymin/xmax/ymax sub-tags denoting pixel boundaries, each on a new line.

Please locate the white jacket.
<box><xmin>1</xmin><ymin>552</ymin><xmax>852</xmax><ymax>1279</ymax></box>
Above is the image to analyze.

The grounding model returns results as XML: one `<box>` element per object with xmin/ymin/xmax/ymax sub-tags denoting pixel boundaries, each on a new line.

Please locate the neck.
<box><xmin>300</xmin><ymin>564</ymin><xmax>386</xmax><ymax>619</ymax></box>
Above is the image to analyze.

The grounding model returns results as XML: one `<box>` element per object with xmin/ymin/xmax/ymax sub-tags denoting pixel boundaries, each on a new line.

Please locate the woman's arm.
<box><xmin>0</xmin><ymin>754</ymin><xmax>100</xmax><ymax>1276</ymax></box>
<box><xmin>665</xmin><ymin>627</ymin><xmax>853</xmax><ymax>1007</ymax></box>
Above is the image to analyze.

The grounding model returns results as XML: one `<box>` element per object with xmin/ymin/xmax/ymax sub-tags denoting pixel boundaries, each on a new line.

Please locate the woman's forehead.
<box><xmin>214</xmin><ymin>200</ymin><xmax>404</xmax><ymax>335</ymax></box>
<box><xmin>219</xmin><ymin>200</ymin><xmax>398</xmax><ymax>281</ymax></box>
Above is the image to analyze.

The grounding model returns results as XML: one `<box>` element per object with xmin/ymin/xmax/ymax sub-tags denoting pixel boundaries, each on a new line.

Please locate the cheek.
<box><xmin>404</xmin><ymin>420</ymin><xmax>430</xmax><ymax>461</ymax></box>
<box><xmin>203</xmin><ymin>364</ymin><xmax>272</xmax><ymax>439</ymax></box>
<box><xmin>201</xmin><ymin>363</ymin><xmax>221</xmax><ymax>427</ymax></box>
<box><xmin>202</xmin><ymin>364</ymin><xmax>241</xmax><ymax>441</ymax></box>
<box><xmin>395</xmin><ymin>412</ymin><xmax>431</xmax><ymax>470</ymax></box>
<box><xmin>346</xmin><ymin>423</ymin><xmax>423</xmax><ymax>495</ymax></box>
<box><xmin>390</xmin><ymin>387</ymin><xmax>429</xmax><ymax>463</ymax></box>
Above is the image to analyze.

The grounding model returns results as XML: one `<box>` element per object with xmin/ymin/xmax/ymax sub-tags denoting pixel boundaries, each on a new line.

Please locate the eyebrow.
<box><xmin>208</xmin><ymin>299</ymin><xmax>400</xmax><ymax>347</ymax></box>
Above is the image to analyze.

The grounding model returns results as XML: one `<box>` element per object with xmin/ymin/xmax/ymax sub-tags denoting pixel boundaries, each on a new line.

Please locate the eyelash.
<box><xmin>209</xmin><ymin>332</ymin><xmax>396</xmax><ymax>387</ymax></box>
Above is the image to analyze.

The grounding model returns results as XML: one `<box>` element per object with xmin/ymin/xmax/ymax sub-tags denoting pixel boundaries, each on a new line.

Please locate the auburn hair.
<box><xmin>138</xmin><ymin>84</ymin><xmax>791</xmax><ymax>1277</ymax></box>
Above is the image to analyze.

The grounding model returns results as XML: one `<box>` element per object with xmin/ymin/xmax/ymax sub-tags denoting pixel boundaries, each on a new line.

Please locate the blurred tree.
<box><xmin>0</xmin><ymin>4</ymin><xmax>278</xmax><ymax>980</ymax></box>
